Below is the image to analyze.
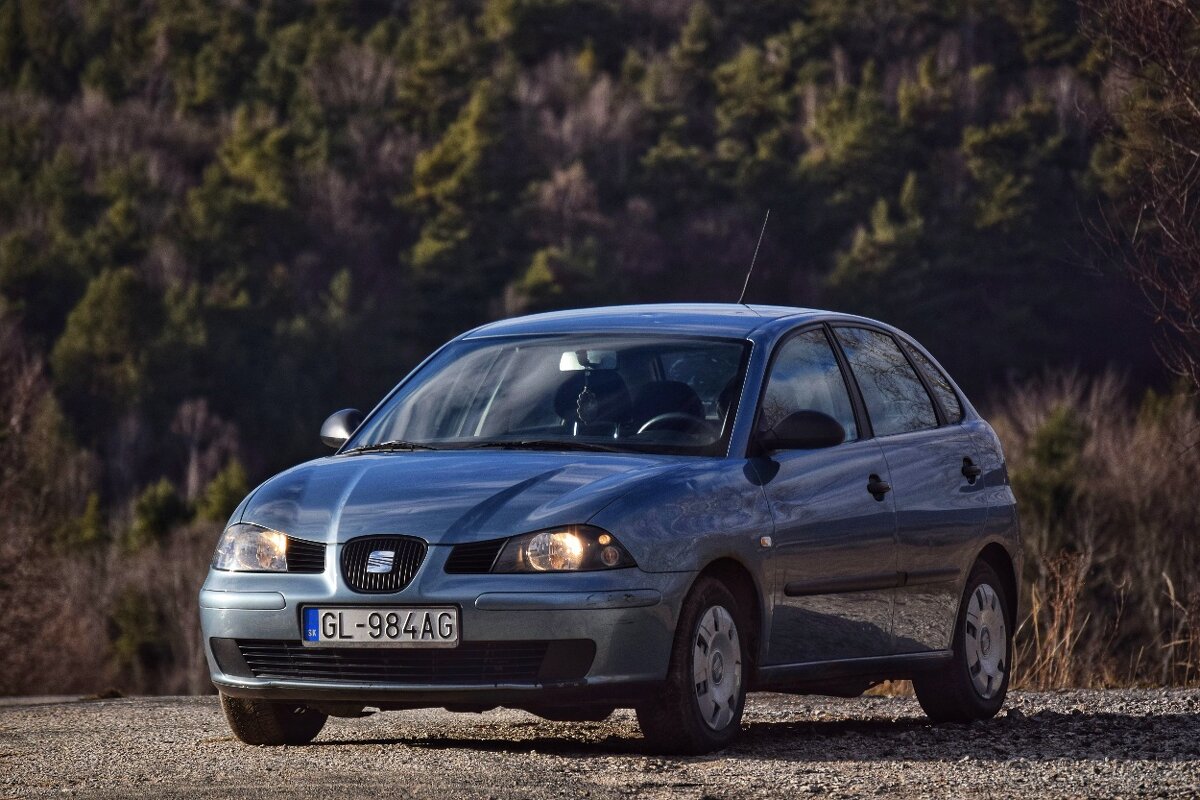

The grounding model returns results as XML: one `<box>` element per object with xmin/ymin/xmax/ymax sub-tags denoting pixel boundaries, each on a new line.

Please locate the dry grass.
<box><xmin>994</xmin><ymin>372</ymin><xmax>1200</xmax><ymax>688</ymax></box>
<box><xmin>1014</xmin><ymin>551</ymin><xmax>1092</xmax><ymax>689</ymax></box>
<box><xmin>0</xmin><ymin>523</ymin><xmax>216</xmax><ymax>696</ymax></box>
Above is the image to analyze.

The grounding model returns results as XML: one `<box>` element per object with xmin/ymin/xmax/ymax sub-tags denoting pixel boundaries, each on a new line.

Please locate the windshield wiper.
<box><xmin>341</xmin><ymin>439</ymin><xmax>440</xmax><ymax>455</ymax></box>
<box><xmin>462</xmin><ymin>439</ymin><xmax>627</xmax><ymax>454</ymax></box>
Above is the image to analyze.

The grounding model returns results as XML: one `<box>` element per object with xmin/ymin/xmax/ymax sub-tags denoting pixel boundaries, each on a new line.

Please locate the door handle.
<box><xmin>867</xmin><ymin>474</ymin><xmax>891</xmax><ymax>501</ymax></box>
<box><xmin>961</xmin><ymin>457</ymin><xmax>982</xmax><ymax>484</ymax></box>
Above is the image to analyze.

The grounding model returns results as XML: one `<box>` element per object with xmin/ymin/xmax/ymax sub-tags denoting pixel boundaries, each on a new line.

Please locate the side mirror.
<box><xmin>760</xmin><ymin>410</ymin><xmax>846</xmax><ymax>451</ymax></box>
<box><xmin>320</xmin><ymin>408</ymin><xmax>363</xmax><ymax>449</ymax></box>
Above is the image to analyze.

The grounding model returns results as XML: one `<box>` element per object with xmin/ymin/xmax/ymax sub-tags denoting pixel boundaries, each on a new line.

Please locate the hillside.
<box><xmin>0</xmin><ymin>0</ymin><xmax>1188</xmax><ymax>695</ymax></box>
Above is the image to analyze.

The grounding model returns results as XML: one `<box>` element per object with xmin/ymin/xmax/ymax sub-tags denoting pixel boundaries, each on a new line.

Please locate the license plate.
<box><xmin>302</xmin><ymin>607</ymin><xmax>459</xmax><ymax>648</ymax></box>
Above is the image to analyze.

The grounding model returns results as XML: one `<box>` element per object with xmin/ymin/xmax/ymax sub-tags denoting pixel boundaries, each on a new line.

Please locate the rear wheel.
<box><xmin>913</xmin><ymin>561</ymin><xmax>1012</xmax><ymax>723</ymax></box>
<box><xmin>636</xmin><ymin>577</ymin><xmax>748</xmax><ymax>754</ymax></box>
<box><xmin>220</xmin><ymin>693</ymin><xmax>328</xmax><ymax>745</ymax></box>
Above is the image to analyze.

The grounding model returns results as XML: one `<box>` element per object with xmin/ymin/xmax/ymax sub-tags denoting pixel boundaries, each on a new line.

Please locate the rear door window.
<box><xmin>834</xmin><ymin>327</ymin><xmax>937</xmax><ymax>437</ymax></box>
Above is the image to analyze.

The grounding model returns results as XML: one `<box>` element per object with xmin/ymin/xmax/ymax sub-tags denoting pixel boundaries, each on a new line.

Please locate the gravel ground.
<box><xmin>1</xmin><ymin>690</ymin><xmax>1198</xmax><ymax>799</ymax></box>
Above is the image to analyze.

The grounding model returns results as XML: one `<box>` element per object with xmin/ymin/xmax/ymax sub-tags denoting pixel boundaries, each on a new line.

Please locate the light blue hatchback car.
<box><xmin>201</xmin><ymin>304</ymin><xmax>1020</xmax><ymax>753</ymax></box>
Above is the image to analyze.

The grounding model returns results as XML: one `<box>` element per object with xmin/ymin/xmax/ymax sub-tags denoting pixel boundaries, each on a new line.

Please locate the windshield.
<box><xmin>346</xmin><ymin>335</ymin><xmax>751</xmax><ymax>457</ymax></box>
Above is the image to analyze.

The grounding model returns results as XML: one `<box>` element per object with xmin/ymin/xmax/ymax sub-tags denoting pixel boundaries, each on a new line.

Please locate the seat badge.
<box><xmin>366</xmin><ymin>550</ymin><xmax>396</xmax><ymax>573</ymax></box>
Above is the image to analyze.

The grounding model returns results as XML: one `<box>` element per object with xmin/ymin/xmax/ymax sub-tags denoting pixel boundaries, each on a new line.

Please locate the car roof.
<box><xmin>462</xmin><ymin>303</ymin><xmax>830</xmax><ymax>339</ymax></box>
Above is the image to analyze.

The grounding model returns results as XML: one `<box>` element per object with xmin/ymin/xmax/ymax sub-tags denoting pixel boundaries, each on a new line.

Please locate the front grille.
<box><xmin>286</xmin><ymin>537</ymin><xmax>326</xmax><ymax>573</ymax></box>
<box><xmin>234</xmin><ymin>639</ymin><xmax>560</xmax><ymax>684</ymax></box>
<box><xmin>444</xmin><ymin>539</ymin><xmax>505</xmax><ymax>573</ymax></box>
<box><xmin>341</xmin><ymin>535</ymin><xmax>425</xmax><ymax>593</ymax></box>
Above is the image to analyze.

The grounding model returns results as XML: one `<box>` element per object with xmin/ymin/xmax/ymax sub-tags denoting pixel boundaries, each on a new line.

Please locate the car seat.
<box><xmin>553</xmin><ymin>371</ymin><xmax>632</xmax><ymax>435</ymax></box>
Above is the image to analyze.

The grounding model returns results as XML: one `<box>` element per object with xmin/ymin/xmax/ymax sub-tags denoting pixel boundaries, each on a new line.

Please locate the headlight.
<box><xmin>492</xmin><ymin>525</ymin><xmax>636</xmax><ymax>572</ymax></box>
<box><xmin>212</xmin><ymin>523</ymin><xmax>290</xmax><ymax>572</ymax></box>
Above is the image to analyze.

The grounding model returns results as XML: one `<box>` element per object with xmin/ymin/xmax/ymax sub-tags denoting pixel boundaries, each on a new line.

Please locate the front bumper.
<box><xmin>200</xmin><ymin>545</ymin><xmax>694</xmax><ymax>708</ymax></box>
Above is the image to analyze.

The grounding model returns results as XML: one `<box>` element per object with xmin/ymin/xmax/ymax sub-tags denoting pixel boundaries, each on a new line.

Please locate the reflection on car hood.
<box><xmin>237</xmin><ymin>451</ymin><xmax>679</xmax><ymax>545</ymax></box>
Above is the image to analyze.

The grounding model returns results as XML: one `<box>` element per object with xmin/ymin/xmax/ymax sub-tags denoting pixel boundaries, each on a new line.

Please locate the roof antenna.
<box><xmin>737</xmin><ymin>208</ymin><xmax>770</xmax><ymax>306</ymax></box>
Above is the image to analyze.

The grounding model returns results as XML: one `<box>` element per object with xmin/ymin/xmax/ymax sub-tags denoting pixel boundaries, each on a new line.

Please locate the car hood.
<box><xmin>237</xmin><ymin>451</ymin><xmax>680</xmax><ymax>545</ymax></box>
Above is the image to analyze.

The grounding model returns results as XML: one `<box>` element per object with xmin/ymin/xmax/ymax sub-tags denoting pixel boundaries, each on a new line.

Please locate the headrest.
<box><xmin>717</xmin><ymin>377</ymin><xmax>741</xmax><ymax>420</ymax></box>
<box><xmin>553</xmin><ymin>371</ymin><xmax>632</xmax><ymax>424</ymax></box>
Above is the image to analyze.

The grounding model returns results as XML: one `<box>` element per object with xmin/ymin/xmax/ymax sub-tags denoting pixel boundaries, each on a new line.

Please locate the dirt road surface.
<box><xmin>2</xmin><ymin>690</ymin><xmax>1197</xmax><ymax>798</ymax></box>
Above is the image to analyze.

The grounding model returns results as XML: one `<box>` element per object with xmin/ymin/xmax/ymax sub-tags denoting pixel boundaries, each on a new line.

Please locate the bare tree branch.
<box><xmin>1081</xmin><ymin>0</ymin><xmax>1200</xmax><ymax>391</ymax></box>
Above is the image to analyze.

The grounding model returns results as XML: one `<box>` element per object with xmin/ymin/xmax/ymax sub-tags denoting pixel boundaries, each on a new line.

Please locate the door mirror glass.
<box><xmin>320</xmin><ymin>408</ymin><xmax>363</xmax><ymax>449</ymax></box>
<box><xmin>761</xmin><ymin>410</ymin><xmax>846</xmax><ymax>451</ymax></box>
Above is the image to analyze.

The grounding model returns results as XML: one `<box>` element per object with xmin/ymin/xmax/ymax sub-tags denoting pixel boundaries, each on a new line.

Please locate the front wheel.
<box><xmin>220</xmin><ymin>693</ymin><xmax>328</xmax><ymax>745</ymax></box>
<box><xmin>636</xmin><ymin>577</ymin><xmax>748</xmax><ymax>754</ymax></box>
<box><xmin>913</xmin><ymin>561</ymin><xmax>1013</xmax><ymax>723</ymax></box>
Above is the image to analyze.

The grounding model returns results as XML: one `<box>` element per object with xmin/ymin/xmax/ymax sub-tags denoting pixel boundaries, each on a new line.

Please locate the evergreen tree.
<box><xmin>405</xmin><ymin>78</ymin><xmax>529</xmax><ymax>337</ymax></box>
<box><xmin>50</xmin><ymin>268</ymin><xmax>165</xmax><ymax>442</ymax></box>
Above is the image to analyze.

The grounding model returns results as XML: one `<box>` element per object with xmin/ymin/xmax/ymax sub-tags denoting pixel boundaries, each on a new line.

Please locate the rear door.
<box><xmin>831</xmin><ymin>326</ymin><xmax>987</xmax><ymax>654</ymax></box>
<box><xmin>758</xmin><ymin>327</ymin><xmax>899</xmax><ymax>665</ymax></box>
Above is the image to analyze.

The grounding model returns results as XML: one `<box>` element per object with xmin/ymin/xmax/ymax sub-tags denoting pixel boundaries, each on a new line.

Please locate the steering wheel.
<box><xmin>637</xmin><ymin>412</ymin><xmax>710</xmax><ymax>435</ymax></box>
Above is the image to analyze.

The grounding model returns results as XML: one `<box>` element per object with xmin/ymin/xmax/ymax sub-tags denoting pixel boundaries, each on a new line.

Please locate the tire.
<box><xmin>913</xmin><ymin>560</ymin><xmax>1012</xmax><ymax>723</ymax></box>
<box><xmin>220</xmin><ymin>693</ymin><xmax>328</xmax><ymax>746</ymax></box>
<box><xmin>636</xmin><ymin>577</ymin><xmax>748</xmax><ymax>754</ymax></box>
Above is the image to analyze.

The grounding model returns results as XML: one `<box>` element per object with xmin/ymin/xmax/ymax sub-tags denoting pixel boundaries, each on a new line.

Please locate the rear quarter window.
<box><xmin>903</xmin><ymin>342</ymin><xmax>964</xmax><ymax>423</ymax></box>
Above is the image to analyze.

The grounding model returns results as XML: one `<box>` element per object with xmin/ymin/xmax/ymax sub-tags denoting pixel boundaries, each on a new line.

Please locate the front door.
<box><xmin>757</xmin><ymin>327</ymin><xmax>898</xmax><ymax>665</ymax></box>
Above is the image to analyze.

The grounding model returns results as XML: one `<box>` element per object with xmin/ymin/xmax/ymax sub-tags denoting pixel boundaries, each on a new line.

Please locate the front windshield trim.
<box><xmin>341</xmin><ymin>332</ymin><xmax>754</xmax><ymax>459</ymax></box>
